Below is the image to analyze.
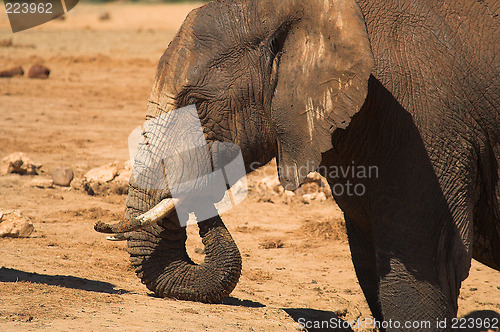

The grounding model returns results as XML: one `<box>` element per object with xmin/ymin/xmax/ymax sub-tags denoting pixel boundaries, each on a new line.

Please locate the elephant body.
<box><xmin>325</xmin><ymin>0</ymin><xmax>500</xmax><ymax>321</ymax></box>
<box><xmin>101</xmin><ymin>0</ymin><xmax>500</xmax><ymax>329</ymax></box>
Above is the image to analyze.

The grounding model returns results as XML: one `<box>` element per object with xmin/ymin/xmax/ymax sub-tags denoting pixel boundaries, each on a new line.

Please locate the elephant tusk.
<box><xmin>106</xmin><ymin>234</ymin><xmax>129</xmax><ymax>241</ymax></box>
<box><xmin>94</xmin><ymin>198</ymin><xmax>180</xmax><ymax>234</ymax></box>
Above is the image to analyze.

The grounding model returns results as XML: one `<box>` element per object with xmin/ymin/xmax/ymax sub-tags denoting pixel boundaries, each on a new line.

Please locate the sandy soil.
<box><xmin>0</xmin><ymin>3</ymin><xmax>499</xmax><ymax>331</ymax></box>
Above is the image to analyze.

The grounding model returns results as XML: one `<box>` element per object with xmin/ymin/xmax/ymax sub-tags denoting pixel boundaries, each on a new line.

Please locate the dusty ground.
<box><xmin>0</xmin><ymin>3</ymin><xmax>499</xmax><ymax>331</ymax></box>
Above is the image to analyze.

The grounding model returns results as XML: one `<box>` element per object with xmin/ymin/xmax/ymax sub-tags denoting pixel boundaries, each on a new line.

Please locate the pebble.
<box><xmin>316</xmin><ymin>192</ymin><xmax>327</xmax><ymax>201</ymax></box>
<box><xmin>0</xmin><ymin>66</ymin><xmax>24</xmax><ymax>77</ymax></box>
<box><xmin>1</xmin><ymin>152</ymin><xmax>41</xmax><ymax>175</ymax></box>
<box><xmin>51</xmin><ymin>166</ymin><xmax>74</xmax><ymax>186</ymax></box>
<box><xmin>27</xmin><ymin>64</ymin><xmax>50</xmax><ymax>79</ymax></box>
<box><xmin>302</xmin><ymin>194</ymin><xmax>313</xmax><ymax>204</ymax></box>
<box><xmin>98</xmin><ymin>11</ymin><xmax>110</xmax><ymax>21</ymax></box>
<box><xmin>29</xmin><ymin>178</ymin><xmax>54</xmax><ymax>188</ymax></box>
<box><xmin>0</xmin><ymin>210</ymin><xmax>34</xmax><ymax>238</ymax></box>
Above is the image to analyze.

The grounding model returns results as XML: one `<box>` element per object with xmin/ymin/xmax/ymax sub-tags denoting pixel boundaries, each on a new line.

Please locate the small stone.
<box><xmin>1</xmin><ymin>152</ymin><xmax>41</xmax><ymax>175</ymax></box>
<box><xmin>272</xmin><ymin>184</ymin><xmax>284</xmax><ymax>195</ymax></box>
<box><xmin>302</xmin><ymin>172</ymin><xmax>332</xmax><ymax>197</ymax></box>
<box><xmin>84</xmin><ymin>163</ymin><xmax>118</xmax><ymax>183</ymax></box>
<box><xmin>316</xmin><ymin>192</ymin><xmax>327</xmax><ymax>201</ymax></box>
<box><xmin>260</xmin><ymin>175</ymin><xmax>279</xmax><ymax>188</ymax></box>
<box><xmin>283</xmin><ymin>190</ymin><xmax>295</xmax><ymax>197</ymax></box>
<box><xmin>258</xmin><ymin>195</ymin><xmax>274</xmax><ymax>203</ymax></box>
<box><xmin>300</xmin><ymin>182</ymin><xmax>320</xmax><ymax>195</ymax></box>
<box><xmin>255</xmin><ymin>175</ymin><xmax>280</xmax><ymax>196</ymax></box>
<box><xmin>98</xmin><ymin>11</ymin><xmax>110</xmax><ymax>21</ymax></box>
<box><xmin>0</xmin><ymin>210</ymin><xmax>34</xmax><ymax>238</ymax></box>
<box><xmin>29</xmin><ymin>178</ymin><xmax>54</xmax><ymax>188</ymax></box>
<box><xmin>51</xmin><ymin>167</ymin><xmax>74</xmax><ymax>186</ymax></box>
<box><xmin>194</xmin><ymin>247</ymin><xmax>205</xmax><ymax>254</ymax></box>
<box><xmin>306</xmin><ymin>172</ymin><xmax>322</xmax><ymax>181</ymax></box>
<box><xmin>0</xmin><ymin>38</ymin><xmax>13</xmax><ymax>47</ymax></box>
<box><xmin>70</xmin><ymin>177</ymin><xmax>84</xmax><ymax>190</ymax></box>
<box><xmin>302</xmin><ymin>194</ymin><xmax>313</xmax><ymax>204</ymax></box>
<box><xmin>27</xmin><ymin>64</ymin><xmax>50</xmax><ymax>79</ymax></box>
<box><xmin>0</xmin><ymin>66</ymin><xmax>24</xmax><ymax>78</ymax></box>
<box><xmin>259</xmin><ymin>238</ymin><xmax>284</xmax><ymax>249</ymax></box>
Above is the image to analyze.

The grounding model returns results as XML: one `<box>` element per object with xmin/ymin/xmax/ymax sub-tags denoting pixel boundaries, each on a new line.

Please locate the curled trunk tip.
<box><xmin>128</xmin><ymin>215</ymin><xmax>242</xmax><ymax>303</ymax></box>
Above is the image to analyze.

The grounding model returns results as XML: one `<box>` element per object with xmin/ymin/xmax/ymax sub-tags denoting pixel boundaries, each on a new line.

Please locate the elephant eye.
<box><xmin>266</xmin><ymin>22</ymin><xmax>292</xmax><ymax>88</ymax></box>
<box><xmin>267</xmin><ymin>22</ymin><xmax>291</xmax><ymax>60</ymax></box>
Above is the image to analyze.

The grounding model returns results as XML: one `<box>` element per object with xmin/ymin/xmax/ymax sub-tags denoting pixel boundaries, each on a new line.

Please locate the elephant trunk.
<box><xmin>124</xmin><ymin>181</ymin><xmax>242</xmax><ymax>303</ymax></box>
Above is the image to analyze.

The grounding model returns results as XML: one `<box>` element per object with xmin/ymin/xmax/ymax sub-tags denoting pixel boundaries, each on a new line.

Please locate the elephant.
<box><xmin>95</xmin><ymin>0</ymin><xmax>500</xmax><ymax>328</ymax></box>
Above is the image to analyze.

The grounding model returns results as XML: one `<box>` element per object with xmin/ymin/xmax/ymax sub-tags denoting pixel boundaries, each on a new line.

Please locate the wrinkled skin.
<box><xmin>119</xmin><ymin>0</ymin><xmax>500</xmax><ymax>329</ymax></box>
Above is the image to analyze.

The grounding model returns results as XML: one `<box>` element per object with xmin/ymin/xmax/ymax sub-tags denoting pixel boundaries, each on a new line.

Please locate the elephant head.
<box><xmin>95</xmin><ymin>0</ymin><xmax>374</xmax><ymax>303</ymax></box>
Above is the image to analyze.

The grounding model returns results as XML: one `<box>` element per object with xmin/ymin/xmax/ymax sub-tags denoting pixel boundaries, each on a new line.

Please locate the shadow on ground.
<box><xmin>222</xmin><ymin>297</ymin><xmax>266</xmax><ymax>308</ymax></box>
<box><xmin>222</xmin><ymin>297</ymin><xmax>353</xmax><ymax>331</ymax></box>
<box><xmin>0</xmin><ymin>267</ymin><xmax>128</xmax><ymax>294</ymax></box>
<box><xmin>283</xmin><ymin>308</ymin><xmax>353</xmax><ymax>331</ymax></box>
<box><xmin>458</xmin><ymin>310</ymin><xmax>500</xmax><ymax>332</ymax></box>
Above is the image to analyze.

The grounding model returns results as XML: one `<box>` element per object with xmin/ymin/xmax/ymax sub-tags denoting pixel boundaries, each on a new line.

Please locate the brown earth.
<box><xmin>0</xmin><ymin>3</ymin><xmax>499</xmax><ymax>331</ymax></box>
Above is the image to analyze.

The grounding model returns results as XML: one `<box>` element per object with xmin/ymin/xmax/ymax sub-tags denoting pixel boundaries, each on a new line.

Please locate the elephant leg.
<box><xmin>471</xmin><ymin>144</ymin><xmax>500</xmax><ymax>271</ymax></box>
<box><xmin>344</xmin><ymin>216</ymin><xmax>384</xmax><ymax>323</ymax></box>
<box><xmin>372</xmin><ymin>180</ymin><xmax>472</xmax><ymax>330</ymax></box>
<box><xmin>375</xmin><ymin>253</ymin><xmax>455</xmax><ymax>331</ymax></box>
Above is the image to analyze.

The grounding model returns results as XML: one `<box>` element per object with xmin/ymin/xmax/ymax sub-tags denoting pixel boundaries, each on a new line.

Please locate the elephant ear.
<box><xmin>271</xmin><ymin>0</ymin><xmax>374</xmax><ymax>190</ymax></box>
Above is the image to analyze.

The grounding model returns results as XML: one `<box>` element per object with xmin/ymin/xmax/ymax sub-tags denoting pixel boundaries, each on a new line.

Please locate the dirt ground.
<box><xmin>0</xmin><ymin>3</ymin><xmax>499</xmax><ymax>331</ymax></box>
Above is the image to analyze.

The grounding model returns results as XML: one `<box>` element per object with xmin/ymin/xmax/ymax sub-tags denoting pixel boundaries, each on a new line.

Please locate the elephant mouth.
<box><xmin>94</xmin><ymin>197</ymin><xmax>180</xmax><ymax>237</ymax></box>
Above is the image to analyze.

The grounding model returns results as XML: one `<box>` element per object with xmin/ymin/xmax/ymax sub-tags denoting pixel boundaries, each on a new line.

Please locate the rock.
<box><xmin>254</xmin><ymin>175</ymin><xmax>280</xmax><ymax>196</ymax></box>
<box><xmin>316</xmin><ymin>192</ymin><xmax>327</xmax><ymax>201</ymax></box>
<box><xmin>0</xmin><ymin>66</ymin><xmax>24</xmax><ymax>77</ymax></box>
<box><xmin>302</xmin><ymin>172</ymin><xmax>332</xmax><ymax>197</ymax></box>
<box><xmin>295</xmin><ymin>182</ymin><xmax>321</xmax><ymax>196</ymax></box>
<box><xmin>98</xmin><ymin>11</ymin><xmax>110</xmax><ymax>21</ymax></box>
<box><xmin>70</xmin><ymin>177</ymin><xmax>85</xmax><ymax>190</ymax></box>
<box><xmin>257</xmin><ymin>195</ymin><xmax>274</xmax><ymax>203</ymax></box>
<box><xmin>27</xmin><ymin>64</ymin><xmax>50</xmax><ymax>79</ymax></box>
<box><xmin>272</xmin><ymin>183</ymin><xmax>284</xmax><ymax>195</ymax></box>
<box><xmin>114</xmin><ymin>169</ymin><xmax>131</xmax><ymax>184</ymax></box>
<box><xmin>108</xmin><ymin>182</ymin><xmax>128</xmax><ymax>195</ymax></box>
<box><xmin>0</xmin><ymin>210</ymin><xmax>34</xmax><ymax>238</ymax></box>
<box><xmin>110</xmin><ymin>162</ymin><xmax>133</xmax><ymax>194</ymax></box>
<box><xmin>29</xmin><ymin>178</ymin><xmax>54</xmax><ymax>188</ymax></box>
<box><xmin>259</xmin><ymin>238</ymin><xmax>284</xmax><ymax>249</ymax></box>
<box><xmin>79</xmin><ymin>163</ymin><xmax>129</xmax><ymax>196</ymax></box>
<box><xmin>84</xmin><ymin>163</ymin><xmax>118</xmax><ymax>183</ymax></box>
<box><xmin>1</xmin><ymin>152</ymin><xmax>41</xmax><ymax>175</ymax></box>
<box><xmin>320</xmin><ymin>179</ymin><xmax>332</xmax><ymax>197</ymax></box>
<box><xmin>261</xmin><ymin>175</ymin><xmax>279</xmax><ymax>187</ymax></box>
<box><xmin>284</xmin><ymin>190</ymin><xmax>295</xmax><ymax>197</ymax></box>
<box><xmin>82</xmin><ymin>181</ymin><xmax>97</xmax><ymax>196</ymax></box>
<box><xmin>302</xmin><ymin>194</ymin><xmax>313</xmax><ymax>204</ymax></box>
<box><xmin>51</xmin><ymin>166</ymin><xmax>74</xmax><ymax>186</ymax></box>
<box><xmin>0</xmin><ymin>38</ymin><xmax>13</xmax><ymax>47</ymax></box>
